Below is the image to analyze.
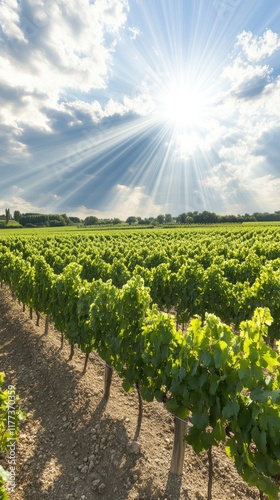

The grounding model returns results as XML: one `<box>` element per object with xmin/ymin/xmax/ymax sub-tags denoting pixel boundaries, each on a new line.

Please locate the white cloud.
<box><xmin>0</xmin><ymin>196</ymin><xmax>40</xmax><ymax>214</ymax></box>
<box><xmin>106</xmin><ymin>184</ymin><xmax>165</xmax><ymax>219</ymax></box>
<box><xmin>50</xmin><ymin>194</ymin><xmax>61</xmax><ymax>201</ymax></box>
<box><xmin>221</xmin><ymin>30</ymin><xmax>280</xmax><ymax>102</ymax></box>
<box><xmin>248</xmin><ymin>175</ymin><xmax>280</xmax><ymax>210</ymax></box>
<box><xmin>0</xmin><ymin>0</ymin><xmax>25</xmax><ymax>41</ymax></box>
<box><xmin>63</xmin><ymin>100</ymin><xmax>104</xmax><ymax>124</ymax></box>
<box><xmin>69</xmin><ymin>185</ymin><xmax>164</xmax><ymax>220</ymax></box>
<box><xmin>104</xmin><ymin>92</ymin><xmax>156</xmax><ymax>117</ymax></box>
<box><xmin>12</xmin><ymin>185</ymin><xmax>24</xmax><ymax>193</ymax></box>
<box><xmin>0</xmin><ymin>0</ymin><xmax>129</xmax><ymax>131</ymax></box>
<box><xmin>222</xmin><ymin>56</ymin><xmax>273</xmax><ymax>98</ymax></box>
<box><xmin>236</xmin><ymin>29</ymin><xmax>280</xmax><ymax>62</ymax></box>
<box><xmin>128</xmin><ymin>26</ymin><xmax>141</xmax><ymax>40</ymax></box>
<box><xmin>197</xmin><ymin>28</ymin><xmax>280</xmax><ymax>214</ymax></box>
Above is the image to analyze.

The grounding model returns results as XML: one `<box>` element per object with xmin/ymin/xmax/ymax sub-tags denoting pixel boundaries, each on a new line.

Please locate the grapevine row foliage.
<box><xmin>0</xmin><ymin>242</ymin><xmax>279</xmax><ymax>497</ymax></box>
<box><xmin>1</xmin><ymin>227</ymin><xmax>280</xmax><ymax>340</ymax></box>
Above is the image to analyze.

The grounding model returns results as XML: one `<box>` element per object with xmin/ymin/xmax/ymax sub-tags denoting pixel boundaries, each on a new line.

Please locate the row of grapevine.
<box><xmin>0</xmin><ymin>248</ymin><xmax>279</xmax><ymax>498</ymax></box>
<box><xmin>1</xmin><ymin>230</ymin><xmax>280</xmax><ymax>340</ymax></box>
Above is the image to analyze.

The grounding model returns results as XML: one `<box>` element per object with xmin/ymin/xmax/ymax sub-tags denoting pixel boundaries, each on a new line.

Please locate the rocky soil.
<box><xmin>0</xmin><ymin>287</ymin><xmax>261</xmax><ymax>499</ymax></box>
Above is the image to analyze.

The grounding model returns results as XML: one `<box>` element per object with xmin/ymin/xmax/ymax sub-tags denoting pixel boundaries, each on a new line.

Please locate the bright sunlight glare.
<box><xmin>158</xmin><ymin>82</ymin><xmax>209</xmax><ymax>128</ymax></box>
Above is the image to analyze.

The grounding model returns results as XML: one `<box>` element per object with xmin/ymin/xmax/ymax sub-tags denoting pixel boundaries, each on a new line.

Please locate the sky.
<box><xmin>0</xmin><ymin>0</ymin><xmax>280</xmax><ymax>220</ymax></box>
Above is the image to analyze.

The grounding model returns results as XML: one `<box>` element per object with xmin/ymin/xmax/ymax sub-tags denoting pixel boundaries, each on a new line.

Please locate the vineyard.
<box><xmin>0</xmin><ymin>225</ymin><xmax>279</xmax><ymax>499</ymax></box>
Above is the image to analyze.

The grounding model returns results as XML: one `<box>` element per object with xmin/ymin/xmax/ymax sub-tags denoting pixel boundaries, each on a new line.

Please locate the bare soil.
<box><xmin>0</xmin><ymin>287</ymin><xmax>261</xmax><ymax>500</ymax></box>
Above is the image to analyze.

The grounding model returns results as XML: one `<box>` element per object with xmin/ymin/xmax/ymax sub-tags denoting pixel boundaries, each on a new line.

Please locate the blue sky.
<box><xmin>1</xmin><ymin>0</ymin><xmax>280</xmax><ymax>219</ymax></box>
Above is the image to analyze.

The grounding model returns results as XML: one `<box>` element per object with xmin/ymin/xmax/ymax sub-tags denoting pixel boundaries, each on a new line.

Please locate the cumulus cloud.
<box><xmin>235</xmin><ymin>29</ymin><xmax>280</xmax><ymax>62</ymax></box>
<box><xmin>104</xmin><ymin>92</ymin><xmax>155</xmax><ymax>118</ymax></box>
<box><xmin>106</xmin><ymin>184</ymin><xmax>165</xmax><ymax>219</ymax></box>
<box><xmin>222</xmin><ymin>56</ymin><xmax>272</xmax><ymax>99</ymax></box>
<box><xmin>196</xmin><ymin>29</ymin><xmax>280</xmax><ymax>214</ymax></box>
<box><xmin>0</xmin><ymin>195</ymin><xmax>40</xmax><ymax>214</ymax></box>
<box><xmin>0</xmin><ymin>0</ymin><xmax>129</xmax><ymax>131</ymax></box>
<box><xmin>66</xmin><ymin>184</ymin><xmax>165</xmax><ymax>220</ymax></box>
<box><xmin>221</xmin><ymin>29</ymin><xmax>280</xmax><ymax>102</ymax></box>
<box><xmin>0</xmin><ymin>0</ymin><xmax>157</xmax><ymax>162</ymax></box>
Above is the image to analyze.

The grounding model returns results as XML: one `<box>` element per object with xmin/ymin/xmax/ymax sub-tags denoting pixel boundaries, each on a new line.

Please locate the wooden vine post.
<box><xmin>36</xmin><ymin>311</ymin><xmax>40</xmax><ymax>326</ymax></box>
<box><xmin>134</xmin><ymin>382</ymin><xmax>143</xmax><ymax>441</ymax></box>
<box><xmin>83</xmin><ymin>352</ymin><xmax>90</xmax><ymax>374</ymax></box>
<box><xmin>207</xmin><ymin>446</ymin><xmax>213</xmax><ymax>500</ymax></box>
<box><xmin>170</xmin><ymin>416</ymin><xmax>188</xmax><ymax>475</ymax></box>
<box><xmin>69</xmin><ymin>343</ymin><xmax>75</xmax><ymax>360</ymax></box>
<box><xmin>104</xmin><ymin>364</ymin><xmax>113</xmax><ymax>401</ymax></box>
<box><xmin>44</xmin><ymin>315</ymin><xmax>49</xmax><ymax>335</ymax></box>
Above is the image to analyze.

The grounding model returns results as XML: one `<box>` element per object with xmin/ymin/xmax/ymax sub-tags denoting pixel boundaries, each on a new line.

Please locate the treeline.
<box><xmin>83</xmin><ymin>216</ymin><xmax>122</xmax><ymax>226</ymax></box>
<box><xmin>176</xmin><ymin>210</ymin><xmax>280</xmax><ymax>224</ymax></box>
<box><xmin>15</xmin><ymin>212</ymin><xmax>72</xmax><ymax>227</ymax></box>
<box><xmin>1</xmin><ymin>209</ymin><xmax>280</xmax><ymax>228</ymax></box>
<box><xmin>126</xmin><ymin>210</ymin><xmax>280</xmax><ymax>225</ymax></box>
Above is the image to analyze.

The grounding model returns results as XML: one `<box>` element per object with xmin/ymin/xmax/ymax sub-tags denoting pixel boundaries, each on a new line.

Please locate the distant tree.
<box><xmin>49</xmin><ymin>214</ymin><xmax>66</xmax><ymax>226</ymax></box>
<box><xmin>196</xmin><ymin>211</ymin><xmax>218</xmax><ymax>224</ymax></box>
<box><xmin>61</xmin><ymin>213</ymin><xmax>72</xmax><ymax>225</ymax></box>
<box><xmin>138</xmin><ymin>218</ymin><xmax>148</xmax><ymax>225</ymax></box>
<box><xmin>84</xmin><ymin>216</ymin><xmax>98</xmax><ymax>225</ymax></box>
<box><xmin>5</xmin><ymin>208</ymin><xmax>10</xmax><ymax>225</ymax></box>
<box><xmin>69</xmin><ymin>216</ymin><xmax>81</xmax><ymax>224</ymax></box>
<box><xmin>126</xmin><ymin>216</ymin><xmax>138</xmax><ymax>225</ymax></box>
<box><xmin>176</xmin><ymin>213</ymin><xmax>187</xmax><ymax>224</ymax></box>
<box><xmin>157</xmin><ymin>214</ymin><xmax>165</xmax><ymax>224</ymax></box>
<box><xmin>186</xmin><ymin>216</ymin><xmax>194</xmax><ymax>224</ymax></box>
<box><xmin>165</xmin><ymin>213</ymin><xmax>173</xmax><ymax>223</ymax></box>
<box><xmin>112</xmin><ymin>218</ymin><xmax>122</xmax><ymax>225</ymax></box>
<box><xmin>49</xmin><ymin>220</ymin><xmax>65</xmax><ymax>227</ymax></box>
<box><xmin>14</xmin><ymin>210</ymin><xmax>21</xmax><ymax>222</ymax></box>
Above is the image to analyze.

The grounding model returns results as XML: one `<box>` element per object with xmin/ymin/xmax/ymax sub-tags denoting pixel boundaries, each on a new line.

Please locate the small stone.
<box><xmin>81</xmin><ymin>465</ymin><xmax>88</xmax><ymax>474</ymax></box>
<box><xmin>98</xmin><ymin>483</ymin><xmax>106</xmax><ymax>494</ymax></box>
<box><xmin>90</xmin><ymin>472</ymin><xmax>100</xmax><ymax>480</ymax></box>
<box><xmin>92</xmin><ymin>479</ymin><xmax>100</xmax><ymax>490</ymax></box>
<box><xmin>129</xmin><ymin>441</ymin><xmax>141</xmax><ymax>455</ymax></box>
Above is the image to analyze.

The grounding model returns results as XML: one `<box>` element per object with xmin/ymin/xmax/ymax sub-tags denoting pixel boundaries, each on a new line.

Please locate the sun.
<box><xmin>159</xmin><ymin>82</ymin><xmax>207</xmax><ymax>128</ymax></box>
<box><xmin>153</xmin><ymin>78</ymin><xmax>214</xmax><ymax>156</ymax></box>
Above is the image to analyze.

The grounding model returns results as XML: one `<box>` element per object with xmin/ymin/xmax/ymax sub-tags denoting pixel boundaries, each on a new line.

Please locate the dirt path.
<box><xmin>0</xmin><ymin>287</ymin><xmax>259</xmax><ymax>500</ymax></box>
